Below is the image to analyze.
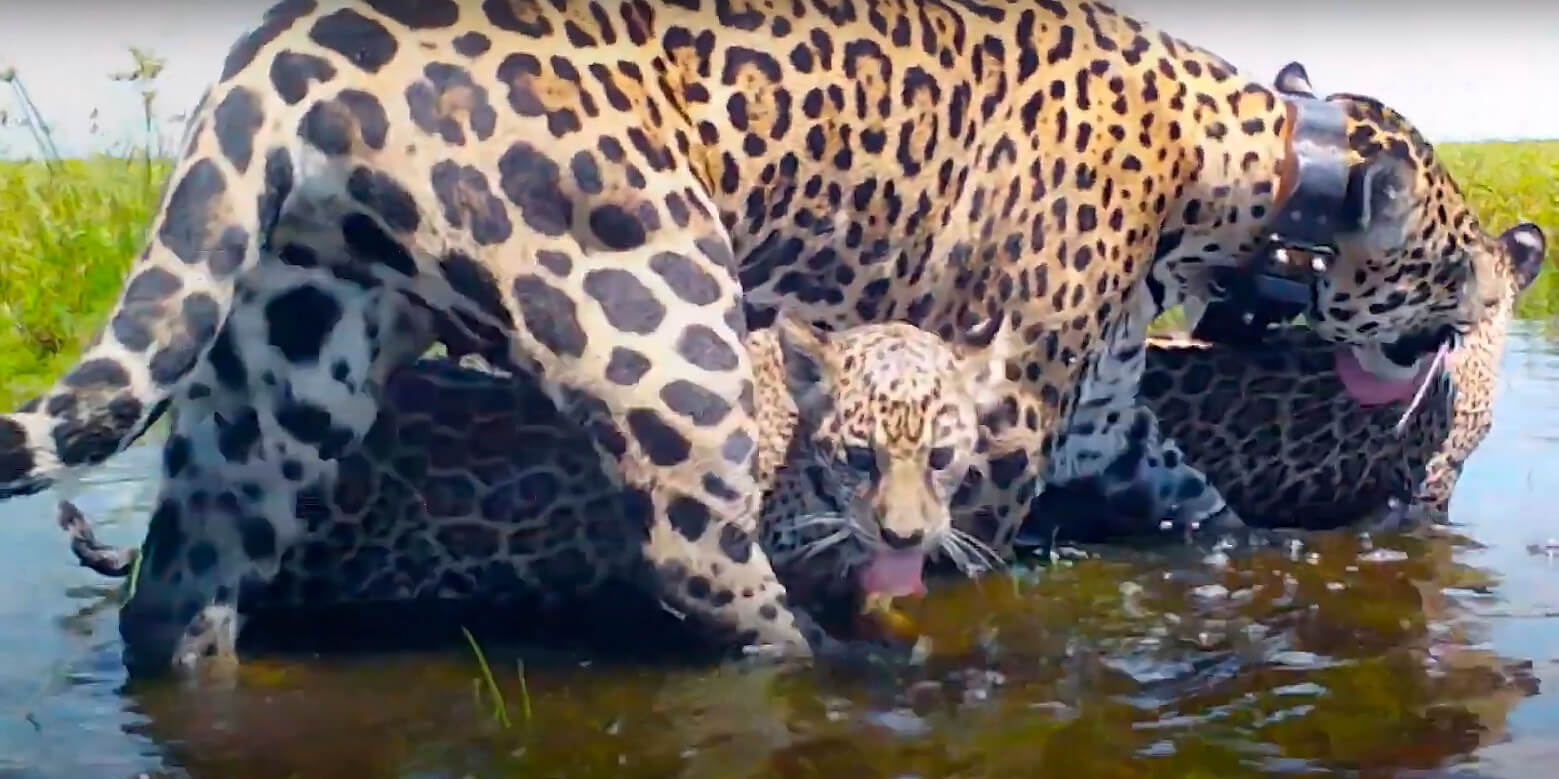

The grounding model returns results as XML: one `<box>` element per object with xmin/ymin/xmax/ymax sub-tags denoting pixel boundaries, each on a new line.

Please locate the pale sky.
<box><xmin>2</xmin><ymin>1</ymin><xmax>1557</xmax><ymax>158</ymax></box>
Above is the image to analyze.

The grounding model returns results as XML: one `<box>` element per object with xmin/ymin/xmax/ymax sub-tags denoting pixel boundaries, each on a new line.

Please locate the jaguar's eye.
<box><xmin>843</xmin><ymin>445</ymin><xmax>876</xmax><ymax>472</ymax></box>
<box><xmin>928</xmin><ymin>445</ymin><xmax>955</xmax><ymax>470</ymax></box>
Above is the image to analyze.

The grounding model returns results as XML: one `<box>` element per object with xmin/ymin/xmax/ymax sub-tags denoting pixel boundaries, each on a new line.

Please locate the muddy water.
<box><xmin>3</xmin><ymin>323</ymin><xmax>1559</xmax><ymax>779</ymax></box>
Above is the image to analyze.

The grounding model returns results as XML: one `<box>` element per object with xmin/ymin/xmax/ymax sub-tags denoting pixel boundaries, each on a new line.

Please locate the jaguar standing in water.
<box><xmin>0</xmin><ymin>0</ymin><xmax>1533</xmax><ymax>674</ymax></box>
<box><xmin>55</xmin><ymin>218</ymin><xmax>1546</xmax><ymax>660</ymax></box>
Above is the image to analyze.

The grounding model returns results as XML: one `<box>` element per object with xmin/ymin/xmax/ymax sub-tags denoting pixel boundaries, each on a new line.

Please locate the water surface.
<box><xmin>3</xmin><ymin>323</ymin><xmax>1559</xmax><ymax>779</ymax></box>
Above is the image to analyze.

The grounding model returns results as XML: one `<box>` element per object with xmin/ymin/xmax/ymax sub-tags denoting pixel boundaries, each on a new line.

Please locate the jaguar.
<box><xmin>1032</xmin><ymin>228</ymin><xmax>1547</xmax><ymax>538</ymax></box>
<box><xmin>62</xmin><ymin>230</ymin><xmax>1546</xmax><ymax>647</ymax></box>
<box><xmin>0</xmin><ymin>1</ymin><xmax>1529</xmax><ymax>673</ymax></box>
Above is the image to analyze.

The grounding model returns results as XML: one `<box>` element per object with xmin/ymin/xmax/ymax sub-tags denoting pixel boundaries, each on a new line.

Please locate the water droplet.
<box><xmin>1359</xmin><ymin>548</ymin><xmax>1409</xmax><ymax>563</ymax></box>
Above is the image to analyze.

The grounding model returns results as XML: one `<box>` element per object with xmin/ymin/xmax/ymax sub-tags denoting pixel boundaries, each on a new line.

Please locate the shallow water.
<box><xmin>2</xmin><ymin>323</ymin><xmax>1559</xmax><ymax>779</ymax></box>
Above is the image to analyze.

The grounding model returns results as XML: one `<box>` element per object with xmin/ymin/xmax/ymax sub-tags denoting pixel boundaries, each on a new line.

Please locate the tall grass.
<box><xmin>1</xmin><ymin>51</ymin><xmax>174</xmax><ymax>407</ymax></box>
<box><xmin>1436</xmin><ymin>140</ymin><xmax>1559</xmax><ymax>318</ymax></box>
<box><xmin>0</xmin><ymin>157</ymin><xmax>170</xmax><ymax>405</ymax></box>
<box><xmin>0</xmin><ymin>54</ymin><xmax>1556</xmax><ymax>408</ymax></box>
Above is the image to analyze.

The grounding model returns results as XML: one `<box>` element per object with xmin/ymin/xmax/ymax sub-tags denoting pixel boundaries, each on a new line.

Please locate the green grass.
<box><xmin>1437</xmin><ymin>140</ymin><xmax>1559</xmax><ymax>318</ymax></box>
<box><xmin>1</xmin><ymin>104</ymin><xmax>1556</xmax><ymax>409</ymax></box>
<box><xmin>461</xmin><ymin>627</ymin><xmax>513</xmax><ymax>729</ymax></box>
<box><xmin>0</xmin><ymin>155</ymin><xmax>171</xmax><ymax>406</ymax></box>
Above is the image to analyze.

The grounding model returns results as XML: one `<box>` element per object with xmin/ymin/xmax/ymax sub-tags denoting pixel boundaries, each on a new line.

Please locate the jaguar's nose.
<box><xmin>880</xmin><ymin>527</ymin><xmax>925</xmax><ymax>550</ymax></box>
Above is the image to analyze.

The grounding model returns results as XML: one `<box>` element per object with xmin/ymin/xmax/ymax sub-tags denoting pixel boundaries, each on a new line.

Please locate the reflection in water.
<box><xmin>2</xmin><ymin>323</ymin><xmax>1558</xmax><ymax>779</ymax></box>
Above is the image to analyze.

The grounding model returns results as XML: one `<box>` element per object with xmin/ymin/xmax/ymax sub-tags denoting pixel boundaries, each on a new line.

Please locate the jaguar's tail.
<box><xmin>57</xmin><ymin>500</ymin><xmax>138</xmax><ymax>577</ymax></box>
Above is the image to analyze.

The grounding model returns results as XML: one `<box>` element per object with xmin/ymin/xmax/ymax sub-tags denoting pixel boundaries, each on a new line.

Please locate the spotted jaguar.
<box><xmin>58</xmin><ymin>229</ymin><xmax>1545</xmax><ymax>659</ymax></box>
<box><xmin>0</xmin><ymin>1</ymin><xmax>1529</xmax><ymax>673</ymax></box>
<box><xmin>1032</xmin><ymin>228</ymin><xmax>1547</xmax><ymax>538</ymax></box>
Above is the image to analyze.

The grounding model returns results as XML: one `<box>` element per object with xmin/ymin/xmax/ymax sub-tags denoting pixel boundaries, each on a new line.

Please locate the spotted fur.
<box><xmin>0</xmin><ymin>2</ymin><xmax>1526</xmax><ymax>673</ymax></box>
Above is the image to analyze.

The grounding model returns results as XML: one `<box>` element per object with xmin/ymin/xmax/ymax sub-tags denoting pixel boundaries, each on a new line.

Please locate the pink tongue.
<box><xmin>1334</xmin><ymin>347</ymin><xmax>1432</xmax><ymax>407</ymax></box>
<box><xmin>859</xmin><ymin>550</ymin><xmax>927</xmax><ymax>597</ymax></box>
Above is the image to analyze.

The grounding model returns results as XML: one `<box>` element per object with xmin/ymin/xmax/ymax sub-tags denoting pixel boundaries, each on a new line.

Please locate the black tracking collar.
<box><xmin>1192</xmin><ymin>94</ymin><xmax>1354</xmax><ymax>346</ymax></box>
<box><xmin>1264</xmin><ymin>93</ymin><xmax>1353</xmax><ymax>258</ymax></box>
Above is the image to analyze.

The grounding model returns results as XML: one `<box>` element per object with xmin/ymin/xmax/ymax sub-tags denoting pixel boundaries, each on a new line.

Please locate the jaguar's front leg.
<box><xmin>1035</xmin><ymin>293</ymin><xmax>1245</xmax><ymax>543</ymax></box>
<box><xmin>1048</xmin><ymin>405</ymin><xmax>1242</xmax><ymax>541</ymax></box>
<box><xmin>116</xmin><ymin>265</ymin><xmax>436</xmax><ymax>676</ymax></box>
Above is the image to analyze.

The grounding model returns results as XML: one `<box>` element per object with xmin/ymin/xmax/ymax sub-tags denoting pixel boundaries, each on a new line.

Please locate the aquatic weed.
<box><xmin>460</xmin><ymin>626</ymin><xmax>511</xmax><ymax>729</ymax></box>
<box><xmin>125</xmin><ymin>536</ymin><xmax>146</xmax><ymax>601</ymax></box>
<box><xmin>516</xmin><ymin>658</ymin><xmax>533</xmax><ymax>726</ymax></box>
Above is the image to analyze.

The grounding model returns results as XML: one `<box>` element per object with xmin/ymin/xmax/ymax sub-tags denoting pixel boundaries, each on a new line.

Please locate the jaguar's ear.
<box><xmin>1274</xmin><ymin>61</ymin><xmax>1316</xmax><ymax>98</ymax></box>
<box><xmin>958</xmin><ymin>347</ymin><xmax>1008</xmax><ymax>420</ymax></box>
<box><xmin>1501</xmin><ymin>221</ymin><xmax>1547</xmax><ymax>292</ymax></box>
<box><xmin>951</xmin><ymin>317</ymin><xmax>1009</xmax><ymax>418</ymax></box>
<box><xmin>773</xmin><ymin>311</ymin><xmax>832</xmax><ymax>416</ymax></box>
<box><xmin>1346</xmin><ymin>154</ymin><xmax>1415</xmax><ymax>255</ymax></box>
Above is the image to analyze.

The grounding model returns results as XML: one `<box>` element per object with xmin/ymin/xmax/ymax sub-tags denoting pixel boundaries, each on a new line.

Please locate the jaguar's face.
<box><xmin>774</xmin><ymin>315</ymin><xmax>1001</xmax><ymax>598</ymax></box>
<box><xmin>1263</xmin><ymin>67</ymin><xmax>1544</xmax><ymax>406</ymax></box>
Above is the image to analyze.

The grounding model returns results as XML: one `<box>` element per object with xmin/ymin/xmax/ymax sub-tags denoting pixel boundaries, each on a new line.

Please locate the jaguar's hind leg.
<box><xmin>116</xmin><ymin>263</ymin><xmax>432</xmax><ymax>676</ymax></box>
<box><xmin>490</xmin><ymin>221</ymin><xmax>819</xmax><ymax>658</ymax></box>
